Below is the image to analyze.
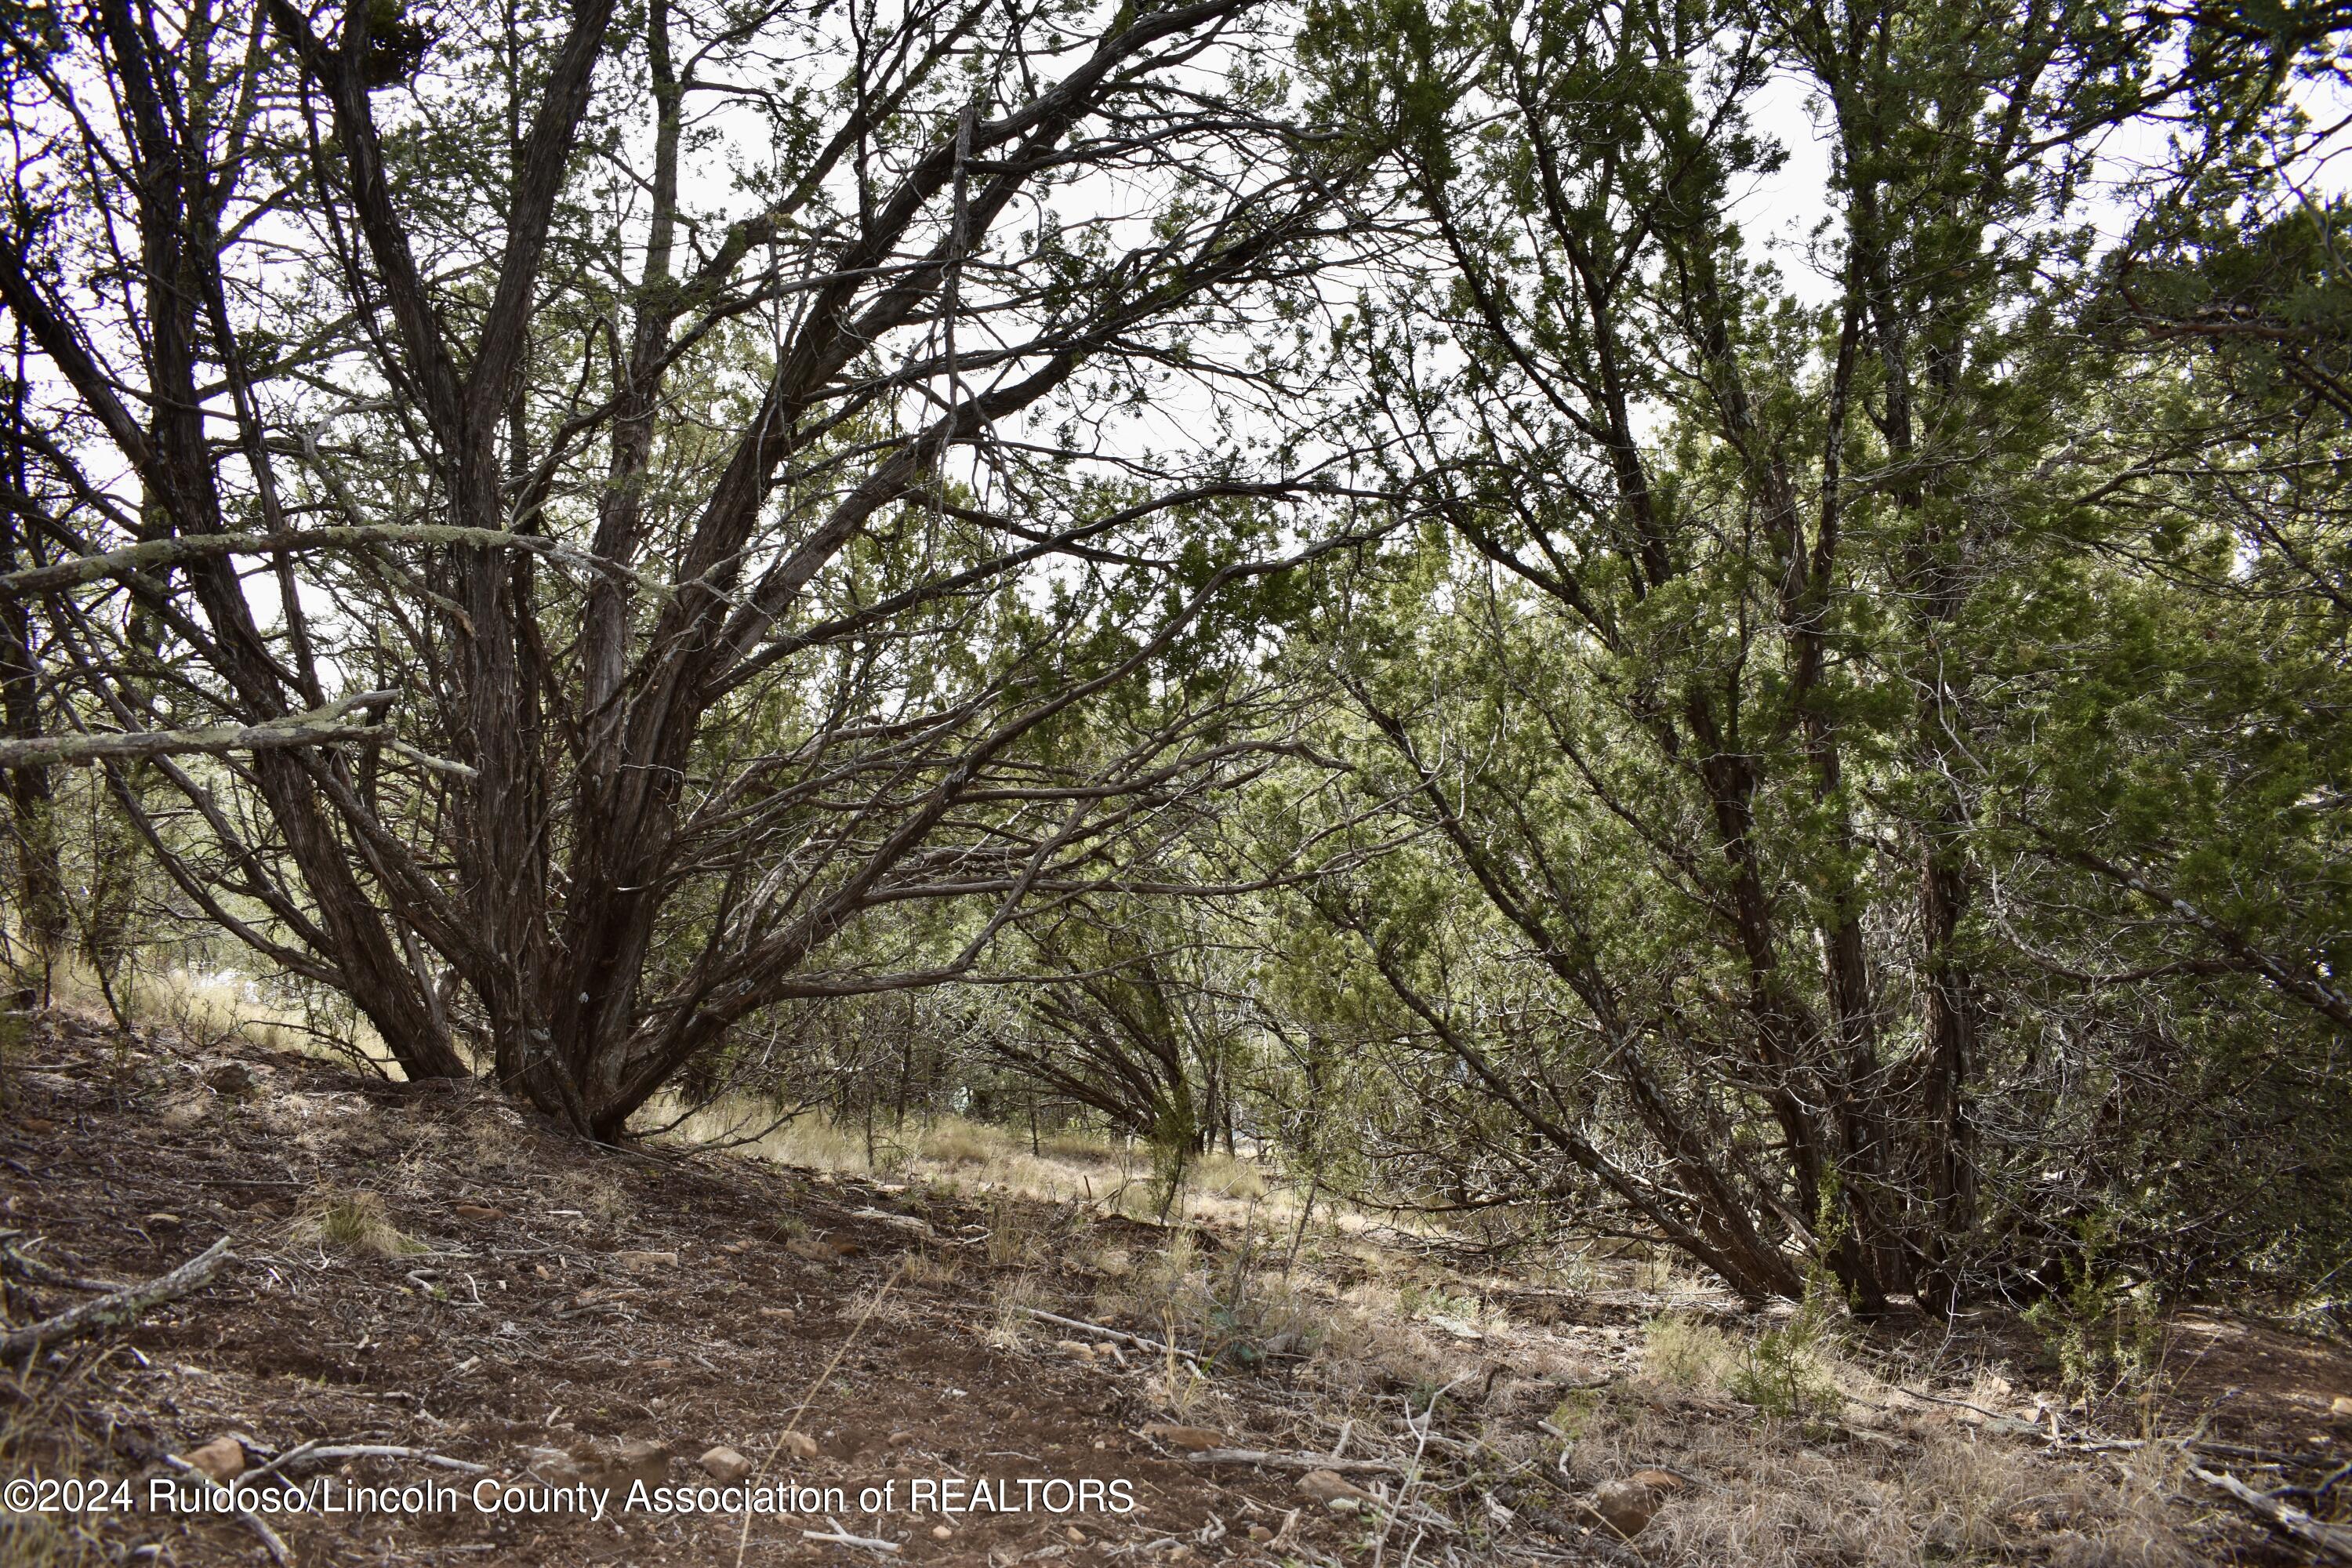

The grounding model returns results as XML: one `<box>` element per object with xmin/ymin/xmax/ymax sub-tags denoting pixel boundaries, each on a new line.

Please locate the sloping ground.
<box><xmin>0</xmin><ymin>1007</ymin><xmax>2344</xmax><ymax>1566</ymax></box>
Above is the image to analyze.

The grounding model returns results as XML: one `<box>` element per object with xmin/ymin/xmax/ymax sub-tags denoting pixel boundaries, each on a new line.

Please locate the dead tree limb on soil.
<box><xmin>2191</xmin><ymin>1464</ymin><xmax>2352</xmax><ymax>1564</ymax></box>
<box><xmin>0</xmin><ymin>1236</ymin><xmax>232</xmax><ymax>1359</ymax></box>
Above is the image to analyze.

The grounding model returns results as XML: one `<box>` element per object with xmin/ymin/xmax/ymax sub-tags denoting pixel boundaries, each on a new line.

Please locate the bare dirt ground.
<box><xmin>2</xmin><ymin>1007</ymin><xmax>2347</xmax><ymax>1566</ymax></box>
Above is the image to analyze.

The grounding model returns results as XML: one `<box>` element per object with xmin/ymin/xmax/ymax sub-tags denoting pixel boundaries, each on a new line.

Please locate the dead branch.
<box><xmin>0</xmin><ymin>1236</ymin><xmax>232</xmax><ymax>1359</ymax></box>
<box><xmin>2190</xmin><ymin>1464</ymin><xmax>2352</xmax><ymax>1563</ymax></box>
<box><xmin>243</xmin><ymin>1440</ymin><xmax>489</xmax><ymax>1486</ymax></box>
<box><xmin>0</xmin><ymin>1232</ymin><xmax>122</xmax><ymax>1293</ymax></box>
<box><xmin>1183</xmin><ymin>1449</ymin><xmax>1404</xmax><ymax>1475</ymax></box>
<box><xmin>1020</xmin><ymin>1307</ymin><xmax>1205</xmax><ymax>1369</ymax></box>
<box><xmin>0</xmin><ymin>524</ymin><xmax>662</xmax><ymax>599</ymax></box>
<box><xmin>804</xmin><ymin>1517</ymin><xmax>902</xmax><ymax>1554</ymax></box>
<box><xmin>0</xmin><ymin>695</ymin><xmax>394</xmax><ymax>771</ymax></box>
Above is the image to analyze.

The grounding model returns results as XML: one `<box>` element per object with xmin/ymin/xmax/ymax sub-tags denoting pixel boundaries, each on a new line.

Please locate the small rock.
<box><xmin>205</xmin><ymin>1063</ymin><xmax>254</xmax><ymax>1094</ymax></box>
<box><xmin>931</xmin><ymin>1525</ymin><xmax>953</xmax><ymax>1541</ymax></box>
<box><xmin>183</xmin><ymin>1436</ymin><xmax>246</xmax><ymax>1483</ymax></box>
<box><xmin>1142</xmin><ymin>1423</ymin><xmax>1224</xmax><ymax>1452</ymax></box>
<box><xmin>525</xmin><ymin>1446</ymin><xmax>590</xmax><ymax>1485</ymax></box>
<box><xmin>1247</xmin><ymin>1523</ymin><xmax>1274</xmax><ymax>1542</ymax></box>
<box><xmin>1590</xmin><ymin>1478</ymin><xmax>1661</xmax><ymax>1538</ymax></box>
<box><xmin>1065</xmin><ymin>1525</ymin><xmax>1087</xmax><ymax>1545</ymax></box>
<box><xmin>779</xmin><ymin>1431</ymin><xmax>819</xmax><ymax>1461</ymax></box>
<box><xmin>850</xmin><ymin>1207</ymin><xmax>932</xmax><ymax>1236</ymax></box>
<box><xmin>614</xmin><ymin>1250</ymin><xmax>681</xmax><ymax>1273</ymax></box>
<box><xmin>611</xmin><ymin>1438</ymin><xmax>672</xmax><ymax>1490</ymax></box>
<box><xmin>570</xmin><ymin>1437</ymin><xmax>669</xmax><ymax>1490</ymax></box>
<box><xmin>454</xmin><ymin>1203</ymin><xmax>504</xmax><ymax>1221</ymax></box>
<box><xmin>2332</xmin><ymin>1396</ymin><xmax>2352</xmax><ymax>1418</ymax></box>
<box><xmin>1296</xmin><ymin>1469</ymin><xmax>1376</xmax><ymax>1508</ymax></box>
<box><xmin>699</xmin><ymin>1446</ymin><xmax>753</xmax><ymax>1483</ymax></box>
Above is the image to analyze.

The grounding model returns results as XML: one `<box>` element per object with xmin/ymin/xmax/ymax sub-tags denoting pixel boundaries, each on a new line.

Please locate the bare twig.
<box><xmin>1374</xmin><ymin>1371</ymin><xmax>1473</xmax><ymax>1566</ymax></box>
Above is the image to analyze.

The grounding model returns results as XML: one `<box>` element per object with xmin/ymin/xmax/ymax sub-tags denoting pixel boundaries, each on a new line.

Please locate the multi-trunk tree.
<box><xmin>1291</xmin><ymin>0</ymin><xmax>2350</xmax><ymax>1307</ymax></box>
<box><xmin>0</xmin><ymin>0</ymin><xmax>1369</xmax><ymax>1134</ymax></box>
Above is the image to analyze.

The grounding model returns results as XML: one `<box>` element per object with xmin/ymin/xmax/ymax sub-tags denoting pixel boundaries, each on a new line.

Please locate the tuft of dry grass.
<box><xmin>1189</xmin><ymin>1149</ymin><xmax>1267</xmax><ymax>1202</ymax></box>
<box><xmin>0</xmin><ymin>1406</ymin><xmax>100</xmax><ymax>1567</ymax></box>
<box><xmin>1635</xmin><ymin>1413</ymin><xmax>2200</xmax><ymax>1567</ymax></box>
<box><xmin>914</xmin><ymin>1119</ymin><xmax>998</xmax><ymax>1167</ymax></box>
<box><xmin>1643</xmin><ymin>1313</ymin><xmax>1740</xmax><ymax>1392</ymax></box>
<box><xmin>1096</xmin><ymin>1227</ymin><xmax>1349</xmax><ymax>1378</ymax></box>
<box><xmin>562</xmin><ymin>1169</ymin><xmax>636</xmax><ymax>1226</ymax></box>
<box><xmin>300</xmin><ymin>1188</ymin><xmax>427</xmax><ymax>1257</ymax></box>
<box><xmin>989</xmin><ymin>1272</ymin><xmax>1047</xmax><ymax>1349</ymax></box>
<box><xmin>895</xmin><ymin>1247</ymin><xmax>960</xmax><ymax>1290</ymax></box>
<box><xmin>984</xmin><ymin>1196</ymin><xmax>1054</xmax><ymax>1269</ymax></box>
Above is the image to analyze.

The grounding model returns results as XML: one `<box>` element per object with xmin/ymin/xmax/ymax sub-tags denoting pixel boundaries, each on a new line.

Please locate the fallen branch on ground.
<box><xmin>0</xmin><ymin>1236</ymin><xmax>232</xmax><ymax>1359</ymax></box>
<box><xmin>2192</xmin><ymin>1463</ymin><xmax>2352</xmax><ymax>1563</ymax></box>
<box><xmin>1183</xmin><ymin>1449</ymin><xmax>1404</xmax><ymax>1475</ymax></box>
<box><xmin>804</xmin><ymin>1516</ymin><xmax>901</xmax><ymax>1553</ymax></box>
<box><xmin>0</xmin><ymin>1232</ymin><xmax>120</xmax><ymax>1293</ymax></box>
<box><xmin>1021</xmin><ymin>1307</ymin><xmax>1204</xmax><ymax>1369</ymax></box>
<box><xmin>242</xmin><ymin>1439</ymin><xmax>488</xmax><ymax>1486</ymax></box>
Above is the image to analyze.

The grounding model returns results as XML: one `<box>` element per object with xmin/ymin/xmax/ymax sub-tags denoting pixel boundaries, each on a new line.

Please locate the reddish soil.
<box><xmin>2</xmin><ymin>1007</ymin><xmax>2349</xmax><ymax>1566</ymax></box>
<box><xmin>0</xmin><ymin>1013</ymin><xmax>1344</xmax><ymax>1565</ymax></box>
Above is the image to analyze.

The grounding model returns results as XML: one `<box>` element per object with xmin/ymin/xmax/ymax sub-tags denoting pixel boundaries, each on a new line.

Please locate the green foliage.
<box><xmin>1727</xmin><ymin>1296</ymin><xmax>1844</xmax><ymax>1425</ymax></box>
<box><xmin>2024</xmin><ymin>1217</ymin><xmax>2166</xmax><ymax>1401</ymax></box>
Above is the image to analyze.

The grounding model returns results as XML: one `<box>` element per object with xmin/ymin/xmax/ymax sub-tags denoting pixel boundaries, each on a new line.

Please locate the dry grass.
<box><xmin>894</xmin><ymin>1247</ymin><xmax>960</xmax><ymax>1290</ymax></box>
<box><xmin>984</xmin><ymin>1195</ymin><xmax>1055</xmax><ymax>1269</ymax></box>
<box><xmin>14</xmin><ymin>956</ymin><xmax>407</xmax><ymax>1076</ymax></box>
<box><xmin>989</xmin><ymin>1272</ymin><xmax>1048</xmax><ymax>1349</ymax></box>
<box><xmin>299</xmin><ymin>1188</ymin><xmax>427</xmax><ymax>1257</ymax></box>
<box><xmin>655</xmin><ymin>1102</ymin><xmax>1302</xmax><ymax>1236</ymax></box>
<box><xmin>1096</xmin><ymin>1226</ymin><xmax>1361</xmax><ymax>1381</ymax></box>
<box><xmin>1069</xmin><ymin>1215</ymin><xmax>2207</xmax><ymax>1568</ymax></box>
<box><xmin>0</xmin><ymin>1406</ymin><xmax>100</xmax><ymax>1568</ymax></box>
<box><xmin>915</xmin><ymin>1119</ymin><xmax>999</xmax><ymax>1167</ymax></box>
<box><xmin>1632</xmin><ymin>1414</ymin><xmax>2199</xmax><ymax>1567</ymax></box>
<box><xmin>561</xmin><ymin>1168</ymin><xmax>636</xmax><ymax>1226</ymax></box>
<box><xmin>1644</xmin><ymin>1313</ymin><xmax>1742</xmax><ymax>1391</ymax></box>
